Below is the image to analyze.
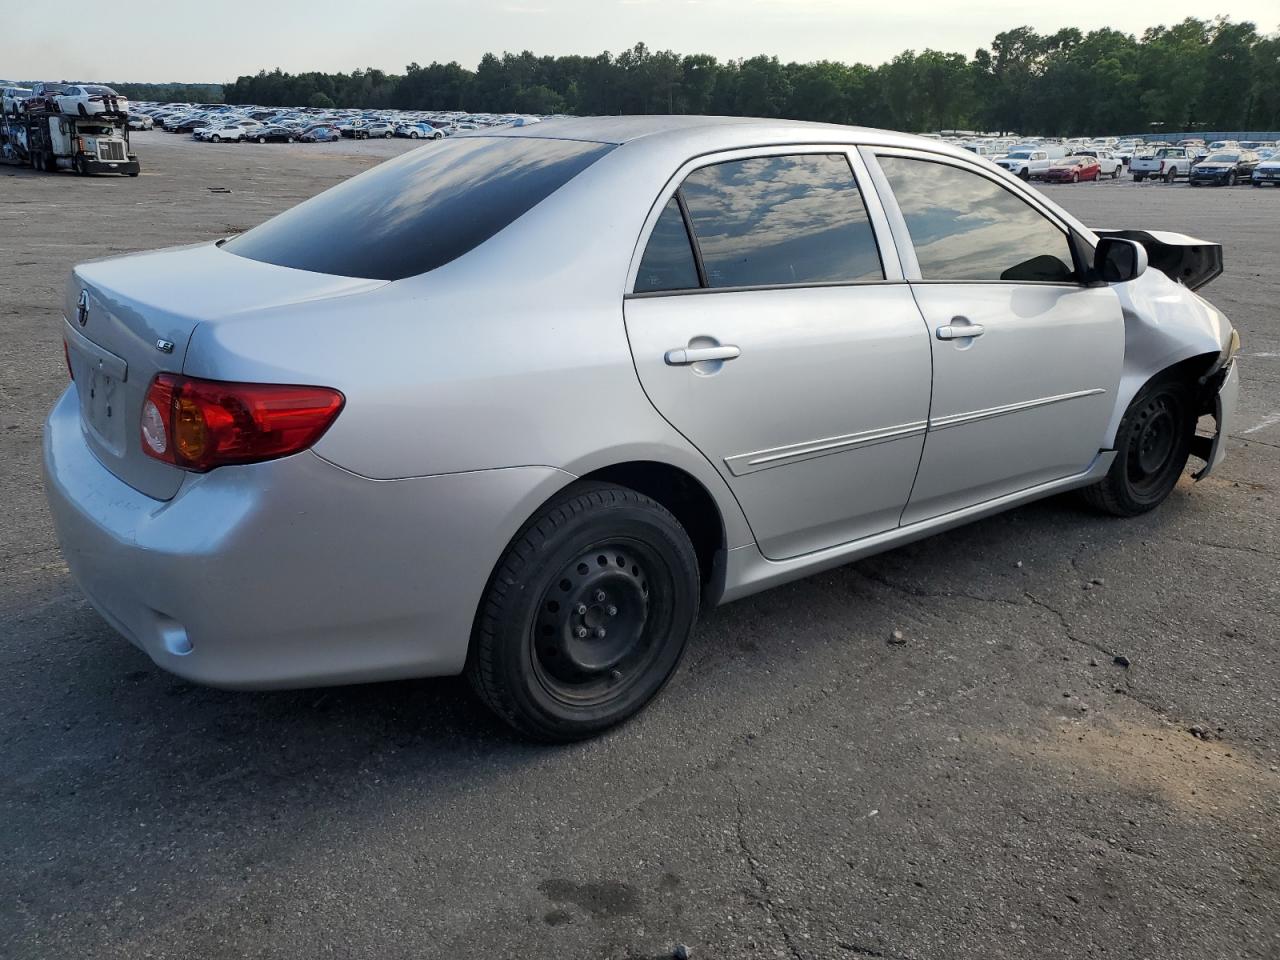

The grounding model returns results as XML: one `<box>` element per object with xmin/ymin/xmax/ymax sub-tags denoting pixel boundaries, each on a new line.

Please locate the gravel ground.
<box><xmin>2</xmin><ymin>133</ymin><xmax>1278</xmax><ymax>960</ymax></box>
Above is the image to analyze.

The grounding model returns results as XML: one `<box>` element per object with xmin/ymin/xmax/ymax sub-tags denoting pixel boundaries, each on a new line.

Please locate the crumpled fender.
<box><xmin>1102</xmin><ymin>263</ymin><xmax>1233</xmax><ymax>449</ymax></box>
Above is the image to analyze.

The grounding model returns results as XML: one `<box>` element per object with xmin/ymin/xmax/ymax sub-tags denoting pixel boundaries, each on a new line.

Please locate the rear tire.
<box><xmin>1082</xmin><ymin>376</ymin><xmax>1195</xmax><ymax>517</ymax></box>
<box><xmin>467</xmin><ymin>481</ymin><xmax>700</xmax><ymax>741</ymax></box>
<box><xmin>1164</xmin><ymin>167</ymin><xmax>1176</xmax><ymax>183</ymax></box>
<box><xmin>1134</xmin><ymin>174</ymin><xmax>1145</xmax><ymax>182</ymax></box>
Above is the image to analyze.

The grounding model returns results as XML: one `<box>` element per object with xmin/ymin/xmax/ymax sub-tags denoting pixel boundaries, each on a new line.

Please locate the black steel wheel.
<box><xmin>468</xmin><ymin>482</ymin><xmax>700</xmax><ymax>741</ymax></box>
<box><xmin>1082</xmin><ymin>376</ymin><xmax>1195</xmax><ymax>517</ymax></box>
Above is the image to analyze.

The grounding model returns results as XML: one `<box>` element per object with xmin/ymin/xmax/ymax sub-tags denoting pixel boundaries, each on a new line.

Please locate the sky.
<box><xmin>6</xmin><ymin>0</ymin><xmax>1279</xmax><ymax>84</ymax></box>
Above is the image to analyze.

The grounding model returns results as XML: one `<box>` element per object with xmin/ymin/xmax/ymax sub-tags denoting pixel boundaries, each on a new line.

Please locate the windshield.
<box><xmin>1204</xmin><ymin>153</ymin><xmax>1239</xmax><ymax>163</ymax></box>
<box><xmin>225</xmin><ymin>136</ymin><xmax>615</xmax><ymax>281</ymax></box>
<box><xmin>1007</xmin><ymin>151</ymin><xmax>1032</xmax><ymax>159</ymax></box>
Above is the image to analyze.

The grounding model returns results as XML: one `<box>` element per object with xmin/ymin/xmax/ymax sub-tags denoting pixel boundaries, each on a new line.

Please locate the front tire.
<box><xmin>467</xmin><ymin>482</ymin><xmax>700</xmax><ymax>741</ymax></box>
<box><xmin>1082</xmin><ymin>377</ymin><xmax>1195</xmax><ymax>517</ymax></box>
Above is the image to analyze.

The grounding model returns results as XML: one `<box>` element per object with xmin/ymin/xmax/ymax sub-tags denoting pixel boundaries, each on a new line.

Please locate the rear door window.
<box><xmin>676</xmin><ymin>153</ymin><xmax>883</xmax><ymax>289</ymax></box>
<box><xmin>224</xmin><ymin>137</ymin><xmax>614</xmax><ymax>281</ymax></box>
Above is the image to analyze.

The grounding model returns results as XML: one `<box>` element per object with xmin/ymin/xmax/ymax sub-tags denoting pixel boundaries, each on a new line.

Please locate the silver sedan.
<box><xmin>44</xmin><ymin>117</ymin><xmax>1240</xmax><ymax>739</ymax></box>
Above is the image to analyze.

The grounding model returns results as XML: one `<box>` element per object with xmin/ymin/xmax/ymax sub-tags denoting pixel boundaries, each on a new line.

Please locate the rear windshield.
<box><xmin>224</xmin><ymin>136</ymin><xmax>614</xmax><ymax>281</ymax></box>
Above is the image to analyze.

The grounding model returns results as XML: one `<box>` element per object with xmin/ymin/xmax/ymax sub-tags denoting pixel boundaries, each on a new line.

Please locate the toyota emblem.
<box><xmin>76</xmin><ymin>290</ymin><xmax>89</xmax><ymax>327</ymax></box>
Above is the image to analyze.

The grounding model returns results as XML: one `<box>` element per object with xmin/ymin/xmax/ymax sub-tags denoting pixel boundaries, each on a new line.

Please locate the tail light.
<box><xmin>140</xmin><ymin>374</ymin><xmax>344</xmax><ymax>472</ymax></box>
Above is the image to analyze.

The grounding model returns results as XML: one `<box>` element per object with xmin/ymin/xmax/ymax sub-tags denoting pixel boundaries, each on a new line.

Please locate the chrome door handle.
<box><xmin>935</xmin><ymin>322</ymin><xmax>985</xmax><ymax>341</ymax></box>
<box><xmin>665</xmin><ymin>344</ymin><xmax>741</xmax><ymax>365</ymax></box>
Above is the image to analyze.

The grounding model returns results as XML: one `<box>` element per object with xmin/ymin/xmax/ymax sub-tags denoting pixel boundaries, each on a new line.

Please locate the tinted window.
<box><xmin>878</xmin><ymin>156</ymin><xmax>1076</xmax><ymax>283</ymax></box>
<box><xmin>679</xmin><ymin>154</ymin><xmax>883</xmax><ymax>288</ymax></box>
<box><xmin>225</xmin><ymin>137</ymin><xmax>613</xmax><ymax>281</ymax></box>
<box><xmin>635</xmin><ymin>198</ymin><xmax>700</xmax><ymax>292</ymax></box>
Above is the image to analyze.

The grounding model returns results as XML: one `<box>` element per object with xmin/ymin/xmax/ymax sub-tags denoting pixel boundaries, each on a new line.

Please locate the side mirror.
<box><xmin>1095</xmin><ymin>236</ymin><xmax>1148</xmax><ymax>283</ymax></box>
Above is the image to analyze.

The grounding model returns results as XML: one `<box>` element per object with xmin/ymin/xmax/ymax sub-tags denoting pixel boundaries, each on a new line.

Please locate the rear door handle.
<box><xmin>935</xmin><ymin>322</ymin><xmax>985</xmax><ymax>341</ymax></box>
<box><xmin>665</xmin><ymin>345</ymin><xmax>741</xmax><ymax>365</ymax></box>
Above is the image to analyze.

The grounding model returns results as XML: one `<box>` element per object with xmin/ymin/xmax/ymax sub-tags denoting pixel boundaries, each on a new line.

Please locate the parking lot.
<box><xmin>2</xmin><ymin>132</ymin><xmax>1278</xmax><ymax>960</ymax></box>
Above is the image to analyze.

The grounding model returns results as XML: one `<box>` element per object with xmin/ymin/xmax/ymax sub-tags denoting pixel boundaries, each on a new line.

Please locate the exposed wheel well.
<box><xmin>1150</xmin><ymin>351</ymin><xmax>1222</xmax><ymax>416</ymax></box>
<box><xmin>578</xmin><ymin>461</ymin><xmax>727</xmax><ymax>600</ymax></box>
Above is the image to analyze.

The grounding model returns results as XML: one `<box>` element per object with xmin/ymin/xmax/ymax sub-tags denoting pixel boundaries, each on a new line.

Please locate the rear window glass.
<box><xmin>224</xmin><ymin>137</ymin><xmax>614</xmax><ymax>281</ymax></box>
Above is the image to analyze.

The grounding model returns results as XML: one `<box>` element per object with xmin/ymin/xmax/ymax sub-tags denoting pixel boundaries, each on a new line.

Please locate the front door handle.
<box><xmin>935</xmin><ymin>321</ymin><xmax>985</xmax><ymax>341</ymax></box>
<box><xmin>665</xmin><ymin>344</ymin><xmax>741</xmax><ymax>365</ymax></box>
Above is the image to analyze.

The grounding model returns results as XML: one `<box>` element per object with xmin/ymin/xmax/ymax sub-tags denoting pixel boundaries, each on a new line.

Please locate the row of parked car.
<box><xmin>126</xmin><ymin>101</ymin><xmax>548</xmax><ymax>145</ymax></box>
<box><xmin>1128</xmin><ymin>141</ymin><xmax>1279</xmax><ymax>186</ymax></box>
<box><xmin>952</xmin><ymin>133</ymin><xmax>1280</xmax><ymax>187</ymax></box>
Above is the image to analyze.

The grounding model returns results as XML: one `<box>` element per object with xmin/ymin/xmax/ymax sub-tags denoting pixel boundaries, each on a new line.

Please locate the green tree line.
<box><xmin>107</xmin><ymin>82</ymin><xmax>225</xmax><ymax>104</ymax></box>
<box><xmin>220</xmin><ymin>16</ymin><xmax>1280</xmax><ymax>134</ymax></box>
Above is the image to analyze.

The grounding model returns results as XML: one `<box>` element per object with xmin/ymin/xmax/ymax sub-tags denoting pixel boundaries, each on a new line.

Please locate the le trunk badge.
<box><xmin>76</xmin><ymin>290</ymin><xmax>89</xmax><ymax>327</ymax></box>
<box><xmin>155</xmin><ymin>339</ymin><xmax>175</xmax><ymax>354</ymax></box>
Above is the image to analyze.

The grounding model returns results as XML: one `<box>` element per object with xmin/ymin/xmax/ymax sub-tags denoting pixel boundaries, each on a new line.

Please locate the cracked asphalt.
<box><xmin>2</xmin><ymin>135</ymin><xmax>1278</xmax><ymax>960</ymax></box>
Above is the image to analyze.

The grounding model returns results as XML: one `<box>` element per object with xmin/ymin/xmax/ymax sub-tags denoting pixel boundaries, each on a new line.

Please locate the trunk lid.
<box><xmin>65</xmin><ymin>242</ymin><xmax>385</xmax><ymax>500</ymax></box>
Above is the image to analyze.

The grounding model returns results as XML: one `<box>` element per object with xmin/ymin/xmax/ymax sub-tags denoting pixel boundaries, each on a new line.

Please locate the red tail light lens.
<box><xmin>141</xmin><ymin>374</ymin><xmax>344</xmax><ymax>472</ymax></box>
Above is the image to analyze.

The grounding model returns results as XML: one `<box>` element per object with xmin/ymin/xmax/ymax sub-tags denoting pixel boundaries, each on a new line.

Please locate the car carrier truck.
<box><xmin>0</xmin><ymin>109</ymin><xmax>139</xmax><ymax>176</ymax></box>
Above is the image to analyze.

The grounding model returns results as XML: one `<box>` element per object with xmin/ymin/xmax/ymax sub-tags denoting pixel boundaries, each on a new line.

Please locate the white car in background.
<box><xmin>2</xmin><ymin>85</ymin><xmax>33</xmax><ymax>116</ymax></box>
<box><xmin>197</xmin><ymin>123</ymin><xmax>254</xmax><ymax>143</ymax></box>
<box><xmin>52</xmin><ymin>85</ymin><xmax>130</xmax><ymax>118</ymax></box>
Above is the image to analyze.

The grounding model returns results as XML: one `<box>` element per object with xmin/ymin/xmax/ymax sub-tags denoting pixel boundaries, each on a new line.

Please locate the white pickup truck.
<box><xmin>994</xmin><ymin>146</ymin><xmax>1065</xmax><ymax>180</ymax></box>
<box><xmin>1130</xmin><ymin>146</ymin><xmax>1195</xmax><ymax>182</ymax></box>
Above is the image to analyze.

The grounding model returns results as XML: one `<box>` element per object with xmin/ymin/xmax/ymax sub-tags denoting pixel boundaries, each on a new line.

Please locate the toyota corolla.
<box><xmin>44</xmin><ymin>117</ymin><xmax>1240</xmax><ymax>740</ymax></box>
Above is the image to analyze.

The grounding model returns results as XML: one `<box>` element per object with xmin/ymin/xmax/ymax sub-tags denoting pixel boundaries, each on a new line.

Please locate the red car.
<box><xmin>1042</xmin><ymin>156</ymin><xmax>1101</xmax><ymax>183</ymax></box>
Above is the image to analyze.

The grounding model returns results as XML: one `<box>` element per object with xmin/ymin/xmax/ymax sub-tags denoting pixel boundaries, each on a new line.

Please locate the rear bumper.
<box><xmin>43</xmin><ymin>387</ymin><xmax>571</xmax><ymax>689</ymax></box>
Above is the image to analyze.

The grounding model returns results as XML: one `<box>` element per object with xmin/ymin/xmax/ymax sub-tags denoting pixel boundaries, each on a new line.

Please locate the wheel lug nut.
<box><xmin>607</xmin><ymin>605</ymin><xmax>618</xmax><ymax>617</ymax></box>
<box><xmin>595</xmin><ymin>590</ymin><xmax>607</xmax><ymax>602</ymax></box>
<box><xmin>576</xmin><ymin>627</ymin><xmax>588</xmax><ymax>639</ymax></box>
<box><xmin>595</xmin><ymin>627</ymin><xmax>607</xmax><ymax>639</ymax></box>
<box><xmin>576</xmin><ymin>604</ymin><xmax>587</xmax><ymax>616</ymax></box>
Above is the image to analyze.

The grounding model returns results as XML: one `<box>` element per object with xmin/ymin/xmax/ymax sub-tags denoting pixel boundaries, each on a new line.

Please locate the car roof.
<box><xmin>471</xmin><ymin>114</ymin><xmax>979</xmax><ymax>163</ymax></box>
